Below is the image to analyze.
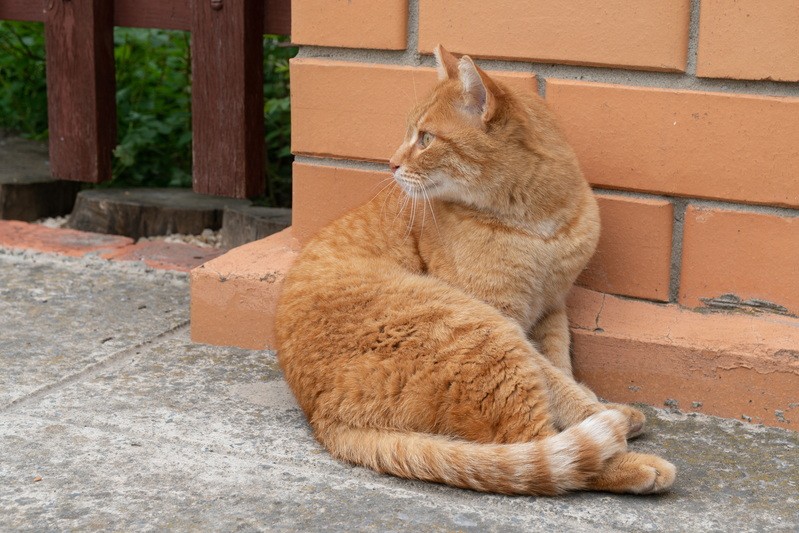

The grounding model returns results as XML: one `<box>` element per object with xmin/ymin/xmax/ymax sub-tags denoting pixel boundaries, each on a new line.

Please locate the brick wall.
<box><xmin>191</xmin><ymin>0</ymin><xmax>799</xmax><ymax>426</ymax></box>
<box><xmin>289</xmin><ymin>0</ymin><xmax>799</xmax><ymax>316</ymax></box>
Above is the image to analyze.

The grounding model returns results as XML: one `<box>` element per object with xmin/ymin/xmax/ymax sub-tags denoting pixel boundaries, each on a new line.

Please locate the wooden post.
<box><xmin>44</xmin><ymin>0</ymin><xmax>116</xmax><ymax>183</ymax></box>
<box><xmin>190</xmin><ymin>0</ymin><xmax>265</xmax><ymax>198</ymax></box>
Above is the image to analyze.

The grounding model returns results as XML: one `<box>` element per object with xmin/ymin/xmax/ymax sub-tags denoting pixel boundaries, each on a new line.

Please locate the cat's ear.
<box><xmin>458</xmin><ymin>56</ymin><xmax>501</xmax><ymax>123</ymax></box>
<box><xmin>434</xmin><ymin>44</ymin><xmax>459</xmax><ymax>80</ymax></box>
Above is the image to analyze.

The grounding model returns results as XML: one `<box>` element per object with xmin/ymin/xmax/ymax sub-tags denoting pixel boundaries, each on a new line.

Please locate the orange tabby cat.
<box><xmin>275</xmin><ymin>45</ymin><xmax>676</xmax><ymax>495</ymax></box>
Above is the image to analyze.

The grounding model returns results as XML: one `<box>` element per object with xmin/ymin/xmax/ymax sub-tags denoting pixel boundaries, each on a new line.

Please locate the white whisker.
<box><xmin>380</xmin><ymin>181</ymin><xmax>400</xmax><ymax>223</ymax></box>
<box><xmin>368</xmin><ymin>176</ymin><xmax>398</xmax><ymax>205</ymax></box>
<box><xmin>422</xmin><ymin>186</ymin><xmax>440</xmax><ymax>238</ymax></box>
<box><xmin>419</xmin><ymin>187</ymin><xmax>427</xmax><ymax>236</ymax></box>
<box><xmin>369</xmin><ymin>175</ymin><xmax>395</xmax><ymax>194</ymax></box>
<box><xmin>394</xmin><ymin>192</ymin><xmax>410</xmax><ymax>225</ymax></box>
<box><xmin>403</xmin><ymin>195</ymin><xmax>417</xmax><ymax>242</ymax></box>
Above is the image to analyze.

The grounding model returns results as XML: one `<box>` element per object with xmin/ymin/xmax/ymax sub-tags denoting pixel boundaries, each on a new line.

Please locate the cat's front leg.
<box><xmin>528</xmin><ymin>305</ymin><xmax>573</xmax><ymax>376</ymax></box>
<box><xmin>527</xmin><ymin>305</ymin><xmax>600</xmax><ymax>403</ymax></box>
<box><xmin>528</xmin><ymin>305</ymin><xmax>646</xmax><ymax>439</ymax></box>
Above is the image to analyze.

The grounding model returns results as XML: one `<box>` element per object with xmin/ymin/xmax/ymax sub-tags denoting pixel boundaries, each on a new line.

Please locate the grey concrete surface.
<box><xmin>1</xmin><ymin>250</ymin><xmax>797</xmax><ymax>532</ymax></box>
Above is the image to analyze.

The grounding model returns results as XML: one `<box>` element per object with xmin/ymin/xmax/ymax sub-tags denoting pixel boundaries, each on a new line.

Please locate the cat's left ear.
<box><xmin>434</xmin><ymin>44</ymin><xmax>459</xmax><ymax>80</ymax></box>
<box><xmin>458</xmin><ymin>56</ymin><xmax>502</xmax><ymax>124</ymax></box>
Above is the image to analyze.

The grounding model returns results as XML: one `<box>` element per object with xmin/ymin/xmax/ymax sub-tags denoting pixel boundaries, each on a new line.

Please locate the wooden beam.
<box><xmin>264</xmin><ymin>0</ymin><xmax>290</xmax><ymax>35</ymax></box>
<box><xmin>1</xmin><ymin>0</ymin><xmax>290</xmax><ymax>35</ymax></box>
<box><xmin>190</xmin><ymin>0</ymin><xmax>265</xmax><ymax>197</ymax></box>
<box><xmin>114</xmin><ymin>0</ymin><xmax>191</xmax><ymax>31</ymax></box>
<box><xmin>0</xmin><ymin>0</ymin><xmax>44</xmax><ymax>22</ymax></box>
<box><xmin>44</xmin><ymin>0</ymin><xmax>116</xmax><ymax>183</ymax></box>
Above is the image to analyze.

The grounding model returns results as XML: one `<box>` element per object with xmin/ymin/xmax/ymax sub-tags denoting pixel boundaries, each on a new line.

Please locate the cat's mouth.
<box><xmin>394</xmin><ymin>173</ymin><xmax>439</xmax><ymax>199</ymax></box>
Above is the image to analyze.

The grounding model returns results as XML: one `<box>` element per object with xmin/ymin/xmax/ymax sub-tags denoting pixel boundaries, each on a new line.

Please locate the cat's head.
<box><xmin>389</xmin><ymin>45</ymin><xmax>533</xmax><ymax>211</ymax></box>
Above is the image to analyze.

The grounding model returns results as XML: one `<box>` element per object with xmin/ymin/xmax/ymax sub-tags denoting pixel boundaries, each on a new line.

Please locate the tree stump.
<box><xmin>0</xmin><ymin>134</ymin><xmax>81</xmax><ymax>222</ymax></box>
<box><xmin>220</xmin><ymin>204</ymin><xmax>291</xmax><ymax>249</ymax></box>
<box><xmin>67</xmin><ymin>188</ymin><xmax>250</xmax><ymax>239</ymax></box>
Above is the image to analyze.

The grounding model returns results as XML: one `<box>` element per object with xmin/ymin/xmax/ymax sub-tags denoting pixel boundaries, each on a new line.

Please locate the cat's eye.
<box><xmin>418</xmin><ymin>131</ymin><xmax>434</xmax><ymax>149</ymax></box>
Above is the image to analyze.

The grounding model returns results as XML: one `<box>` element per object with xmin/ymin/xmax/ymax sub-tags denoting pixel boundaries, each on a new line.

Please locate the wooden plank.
<box><xmin>190</xmin><ymin>0</ymin><xmax>265</xmax><ymax>197</ymax></box>
<box><xmin>2</xmin><ymin>0</ymin><xmax>291</xmax><ymax>34</ymax></box>
<box><xmin>264</xmin><ymin>0</ymin><xmax>290</xmax><ymax>35</ymax></box>
<box><xmin>44</xmin><ymin>0</ymin><xmax>116</xmax><ymax>183</ymax></box>
<box><xmin>0</xmin><ymin>0</ymin><xmax>44</xmax><ymax>22</ymax></box>
<box><xmin>114</xmin><ymin>0</ymin><xmax>191</xmax><ymax>31</ymax></box>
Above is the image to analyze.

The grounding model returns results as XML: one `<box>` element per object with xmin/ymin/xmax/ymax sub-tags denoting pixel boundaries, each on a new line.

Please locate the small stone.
<box><xmin>741</xmin><ymin>414</ymin><xmax>752</xmax><ymax>423</ymax></box>
<box><xmin>33</xmin><ymin>476</ymin><xmax>42</xmax><ymax>482</ymax></box>
<box><xmin>692</xmin><ymin>401</ymin><xmax>703</xmax><ymax>409</ymax></box>
<box><xmin>664</xmin><ymin>398</ymin><xmax>679</xmax><ymax>408</ymax></box>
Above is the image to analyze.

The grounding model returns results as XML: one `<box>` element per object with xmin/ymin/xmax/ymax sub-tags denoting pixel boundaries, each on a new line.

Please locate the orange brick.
<box><xmin>191</xmin><ymin>228</ymin><xmax>300</xmax><ymax>350</ymax></box>
<box><xmin>578</xmin><ymin>194</ymin><xmax>672</xmax><ymax>302</ymax></box>
<box><xmin>418</xmin><ymin>0</ymin><xmax>690</xmax><ymax>71</ymax></box>
<box><xmin>292</xmin><ymin>0</ymin><xmax>407</xmax><ymax>50</ymax></box>
<box><xmin>0</xmin><ymin>220</ymin><xmax>132</xmax><ymax>257</ymax></box>
<box><xmin>102</xmin><ymin>241</ymin><xmax>224</xmax><ymax>272</ymax></box>
<box><xmin>697</xmin><ymin>0</ymin><xmax>799</xmax><ymax>82</ymax></box>
<box><xmin>292</xmin><ymin>162</ymin><xmax>388</xmax><ymax>244</ymax></box>
<box><xmin>679</xmin><ymin>206</ymin><xmax>799</xmax><ymax>315</ymax></box>
<box><xmin>546</xmin><ymin>80</ymin><xmax>799</xmax><ymax>208</ymax></box>
<box><xmin>291</xmin><ymin>58</ymin><xmax>537</xmax><ymax>162</ymax></box>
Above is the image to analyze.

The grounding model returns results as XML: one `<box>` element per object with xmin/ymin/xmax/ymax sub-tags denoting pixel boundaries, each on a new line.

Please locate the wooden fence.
<box><xmin>0</xmin><ymin>0</ymin><xmax>291</xmax><ymax>198</ymax></box>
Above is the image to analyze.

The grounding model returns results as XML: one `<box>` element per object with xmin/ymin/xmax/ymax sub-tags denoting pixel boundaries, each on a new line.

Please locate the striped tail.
<box><xmin>318</xmin><ymin>410</ymin><xmax>628</xmax><ymax>495</ymax></box>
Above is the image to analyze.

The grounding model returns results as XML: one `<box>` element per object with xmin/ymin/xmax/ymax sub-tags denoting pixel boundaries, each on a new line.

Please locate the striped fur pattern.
<box><xmin>275</xmin><ymin>45</ymin><xmax>676</xmax><ymax>495</ymax></box>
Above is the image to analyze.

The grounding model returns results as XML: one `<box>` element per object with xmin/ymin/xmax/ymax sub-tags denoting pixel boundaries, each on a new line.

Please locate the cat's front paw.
<box><xmin>604</xmin><ymin>403</ymin><xmax>646</xmax><ymax>439</ymax></box>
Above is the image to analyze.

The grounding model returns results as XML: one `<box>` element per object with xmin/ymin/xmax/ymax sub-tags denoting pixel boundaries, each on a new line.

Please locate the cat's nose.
<box><xmin>390</xmin><ymin>162</ymin><xmax>400</xmax><ymax>173</ymax></box>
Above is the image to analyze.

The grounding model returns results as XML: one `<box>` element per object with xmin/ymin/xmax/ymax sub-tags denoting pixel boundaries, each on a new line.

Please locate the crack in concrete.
<box><xmin>594</xmin><ymin>293</ymin><xmax>606</xmax><ymax>332</ymax></box>
<box><xmin>1</xmin><ymin>322</ymin><xmax>191</xmax><ymax>414</ymax></box>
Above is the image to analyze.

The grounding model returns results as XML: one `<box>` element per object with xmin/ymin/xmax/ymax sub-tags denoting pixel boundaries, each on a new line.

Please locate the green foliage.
<box><xmin>0</xmin><ymin>21</ymin><xmax>296</xmax><ymax>206</ymax></box>
<box><xmin>0</xmin><ymin>21</ymin><xmax>48</xmax><ymax>139</ymax></box>
<box><xmin>262</xmin><ymin>35</ymin><xmax>295</xmax><ymax>207</ymax></box>
<box><xmin>112</xmin><ymin>28</ymin><xmax>193</xmax><ymax>188</ymax></box>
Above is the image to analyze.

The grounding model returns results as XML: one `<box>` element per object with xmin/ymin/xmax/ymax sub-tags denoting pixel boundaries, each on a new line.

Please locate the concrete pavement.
<box><xmin>1</xmin><ymin>248</ymin><xmax>797</xmax><ymax>532</ymax></box>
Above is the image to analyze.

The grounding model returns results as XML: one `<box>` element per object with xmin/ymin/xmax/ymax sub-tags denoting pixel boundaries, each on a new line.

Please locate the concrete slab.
<box><xmin>1</xmin><ymin>251</ymin><xmax>797</xmax><ymax>532</ymax></box>
<box><xmin>0</xmin><ymin>250</ymin><xmax>189</xmax><ymax>407</ymax></box>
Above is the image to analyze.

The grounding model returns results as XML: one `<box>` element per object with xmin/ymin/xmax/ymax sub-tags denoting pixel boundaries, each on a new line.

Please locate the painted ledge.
<box><xmin>189</xmin><ymin>227</ymin><xmax>799</xmax><ymax>430</ymax></box>
<box><xmin>569</xmin><ymin>287</ymin><xmax>799</xmax><ymax>429</ymax></box>
<box><xmin>190</xmin><ymin>227</ymin><xmax>300</xmax><ymax>350</ymax></box>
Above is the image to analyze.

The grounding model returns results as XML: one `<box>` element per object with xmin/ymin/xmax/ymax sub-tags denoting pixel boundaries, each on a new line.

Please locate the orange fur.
<box><xmin>275</xmin><ymin>45</ymin><xmax>675</xmax><ymax>495</ymax></box>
